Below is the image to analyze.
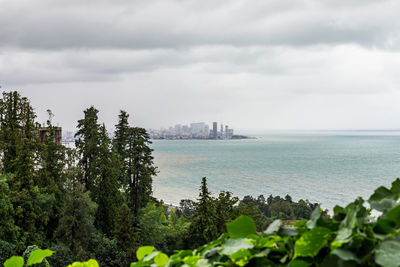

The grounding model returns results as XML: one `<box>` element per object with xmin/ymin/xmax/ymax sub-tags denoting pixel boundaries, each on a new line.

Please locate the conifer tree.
<box><xmin>0</xmin><ymin>176</ymin><xmax>19</xmax><ymax>243</ymax></box>
<box><xmin>112</xmin><ymin>110</ymin><xmax>130</xmax><ymax>187</ymax></box>
<box><xmin>113</xmin><ymin>203</ymin><xmax>138</xmax><ymax>260</ymax></box>
<box><xmin>186</xmin><ymin>177</ymin><xmax>218</xmax><ymax>248</ymax></box>
<box><xmin>38</xmin><ymin>109</ymin><xmax>66</xmax><ymax>241</ymax></box>
<box><xmin>75</xmin><ymin>106</ymin><xmax>101</xmax><ymax>192</ymax></box>
<box><xmin>0</xmin><ymin>91</ymin><xmax>44</xmax><ymax>251</ymax></box>
<box><xmin>126</xmin><ymin>127</ymin><xmax>157</xmax><ymax>216</ymax></box>
<box><xmin>94</xmin><ymin>124</ymin><xmax>122</xmax><ymax>237</ymax></box>
<box><xmin>55</xmin><ymin>180</ymin><xmax>97</xmax><ymax>259</ymax></box>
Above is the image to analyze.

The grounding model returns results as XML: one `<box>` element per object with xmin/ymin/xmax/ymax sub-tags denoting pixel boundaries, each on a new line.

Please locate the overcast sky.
<box><xmin>1</xmin><ymin>0</ymin><xmax>400</xmax><ymax>132</ymax></box>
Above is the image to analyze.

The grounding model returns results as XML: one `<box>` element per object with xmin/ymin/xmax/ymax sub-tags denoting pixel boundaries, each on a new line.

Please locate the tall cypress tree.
<box><xmin>55</xmin><ymin>181</ymin><xmax>97</xmax><ymax>259</ymax></box>
<box><xmin>94</xmin><ymin>124</ymin><xmax>122</xmax><ymax>237</ymax></box>
<box><xmin>126</xmin><ymin>127</ymin><xmax>157</xmax><ymax>216</ymax></box>
<box><xmin>75</xmin><ymin>106</ymin><xmax>101</xmax><ymax>192</ymax></box>
<box><xmin>0</xmin><ymin>91</ymin><xmax>35</xmax><ymax>174</ymax></box>
<box><xmin>186</xmin><ymin>177</ymin><xmax>218</xmax><ymax>248</ymax></box>
<box><xmin>0</xmin><ymin>91</ymin><xmax>44</xmax><ymax>251</ymax></box>
<box><xmin>112</xmin><ymin>110</ymin><xmax>130</xmax><ymax>187</ymax></box>
<box><xmin>0</xmin><ymin>175</ymin><xmax>19</xmax><ymax>243</ymax></box>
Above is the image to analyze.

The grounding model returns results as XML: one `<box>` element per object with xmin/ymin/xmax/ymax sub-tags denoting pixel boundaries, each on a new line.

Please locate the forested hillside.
<box><xmin>0</xmin><ymin>91</ymin><xmax>325</xmax><ymax>266</ymax></box>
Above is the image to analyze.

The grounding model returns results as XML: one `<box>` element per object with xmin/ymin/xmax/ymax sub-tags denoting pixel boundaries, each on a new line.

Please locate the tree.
<box><xmin>215</xmin><ymin>191</ymin><xmax>239</xmax><ymax>233</ymax></box>
<box><xmin>177</xmin><ymin>199</ymin><xmax>196</xmax><ymax>218</ymax></box>
<box><xmin>113</xmin><ymin>203</ymin><xmax>138</xmax><ymax>260</ymax></box>
<box><xmin>137</xmin><ymin>203</ymin><xmax>169</xmax><ymax>251</ymax></box>
<box><xmin>126</xmin><ymin>127</ymin><xmax>157</xmax><ymax>216</ymax></box>
<box><xmin>55</xmin><ymin>181</ymin><xmax>97</xmax><ymax>259</ymax></box>
<box><xmin>75</xmin><ymin>106</ymin><xmax>101</xmax><ymax>192</ymax></box>
<box><xmin>0</xmin><ymin>176</ymin><xmax>19</xmax><ymax>243</ymax></box>
<box><xmin>38</xmin><ymin>110</ymin><xmax>67</xmax><ymax>241</ymax></box>
<box><xmin>0</xmin><ymin>91</ymin><xmax>34</xmax><ymax>174</ymax></box>
<box><xmin>185</xmin><ymin>177</ymin><xmax>218</xmax><ymax>248</ymax></box>
<box><xmin>112</xmin><ymin>110</ymin><xmax>130</xmax><ymax>187</ymax></box>
<box><xmin>0</xmin><ymin>91</ymin><xmax>44</xmax><ymax>252</ymax></box>
<box><xmin>94</xmin><ymin>124</ymin><xmax>122</xmax><ymax>237</ymax></box>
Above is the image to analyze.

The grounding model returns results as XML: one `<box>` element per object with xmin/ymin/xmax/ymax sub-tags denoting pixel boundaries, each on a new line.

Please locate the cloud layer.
<box><xmin>1</xmin><ymin>0</ymin><xmax>400</xmax><ymax>131</ymax></box>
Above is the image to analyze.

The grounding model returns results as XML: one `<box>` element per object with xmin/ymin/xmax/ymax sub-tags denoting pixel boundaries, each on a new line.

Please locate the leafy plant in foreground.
<box><xmin>131</xmin><ymin>178</ymin><xmax>400</xmax><ymax>266</ymax></box>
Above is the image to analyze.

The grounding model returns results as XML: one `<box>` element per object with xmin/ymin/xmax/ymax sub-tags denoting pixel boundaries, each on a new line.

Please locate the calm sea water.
<box><xmin>150</xmin><ymin>131</ymin><xmax>400</xmax><ymax>211</ymax></box>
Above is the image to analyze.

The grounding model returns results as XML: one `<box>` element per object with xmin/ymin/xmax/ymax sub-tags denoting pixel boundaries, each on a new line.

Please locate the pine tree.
<box><xmin>113</xmin><ymin>203</ymin><xmax>138</xmax><ymax>260</ymax></box>
<box><xmin>186</xmin><ymin>177</ymin><xmax>218</xmax><ymax>248</ymax></box>
<box><xmin>75</xmin><ymin>106</ymin><xmax>101</xmax><ymax>192</ymax></box>
<box><xmin>0</xmin><ymin>175</ymin><xmax>19</xmax><ymax>243</ymax></box>
<box><xmin>215</xmin><ymin>191</ymin><xmax>239</xmax><ymax>233</ymax></box>
<box><xmin>126</xmin><ymin>127</ymin><xmax>157</xmax><ymax>217</ymax></box>
<box><xmin>55</xmin><ymin>180</ymin><xmax>97</xmax><ymax>259</ymax></box>
<box><xmin>0</xmin><ymin>91</ymin><xmax>44</xmax><ymax>252</ymax></box>
<box><xmin>112</xmin><ymin>110</ymin><xmax>130</xmax><ymax>188</ymax></box>
<box><xmin>94</xmin><ymin>124</ymin><xmax>122</xmax><ymax>237</ymax></box>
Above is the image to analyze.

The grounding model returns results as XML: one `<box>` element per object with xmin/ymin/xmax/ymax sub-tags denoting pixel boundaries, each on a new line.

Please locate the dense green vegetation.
<box><xmin>130</xmin><ymin>178</ymin><xmax>400</xmax><ymax>266</ymax></box>
<box><xmin>0</xmin><ymin>91</ymin><xmax>354</xmax><ymax>266</ymax></box>
<box><xmin>3</xmin><ymin>179</ymin><xmax>400</xmax><ymax>266</ymax></box>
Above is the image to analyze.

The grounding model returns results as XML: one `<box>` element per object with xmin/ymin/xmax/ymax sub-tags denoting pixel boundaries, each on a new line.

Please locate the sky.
<box><xmin>1</xmin><ymin>0</ymin><xmax>400</xmax><ymax>132</ymax></box>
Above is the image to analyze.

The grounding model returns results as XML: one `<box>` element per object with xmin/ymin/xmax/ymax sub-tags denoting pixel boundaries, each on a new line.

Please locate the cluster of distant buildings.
<box><xmin>149</xmin><ymin>122</ymin><xmax>237</xmax><ymax>140</ymax></box>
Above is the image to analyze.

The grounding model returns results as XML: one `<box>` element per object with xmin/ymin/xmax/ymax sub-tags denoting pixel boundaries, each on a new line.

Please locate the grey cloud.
<box><xmin>0</xmin><ymin>0</ymin><xmax>399</xmax><ymax>50</ymax></box>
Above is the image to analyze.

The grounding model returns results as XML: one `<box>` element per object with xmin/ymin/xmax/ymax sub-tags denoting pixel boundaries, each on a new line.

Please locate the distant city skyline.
<box><xmin>149</xmin><ymin>121</ymin><xmax>234</xmax><ymax>139</ymax></box>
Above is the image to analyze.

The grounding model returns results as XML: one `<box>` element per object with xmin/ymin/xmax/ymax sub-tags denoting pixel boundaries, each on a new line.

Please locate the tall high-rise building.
<box><xmin>220</xmin><ymin>123</ymin><xmax>223</xmax><ymax>138</ymax></box>
<box><xmin>225</xmin><ymin>125</ymin><xmax>229</xmax><ymax>138</ymax></box>
<box><xmin>212</xmin><ymin>122</ymin><xmax>218</xmax><ymax>139</ymax></box>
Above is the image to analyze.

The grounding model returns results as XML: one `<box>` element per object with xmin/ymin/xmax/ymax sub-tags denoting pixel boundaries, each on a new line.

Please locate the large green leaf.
<box><xmin>154</xmin><ymin>252</ymin><xmax>169</xmax><ymax>267</ymax></box>
<box><xmin>370</xmin><ymin>198</ymin><xmax>397</xmax><ymax>212</ymax></box>
<box><xmin>264</xmin><ymin>220</ymin><xmax>281</xmax><ymax>235</ymax></box>
<box><xmin>136</xmin><ymin>246</ymin><xmax>155</xmax><ymax>261</ymax></box>
<box><xmin>4</xmin><ymin>256</ymin><xmax>24</xmax><ymax>267</ymax></box>
<box><xmin>294</xmin><ymin>227</ymin><xmax>331</xmax><ymax>258</ymax></box>
<box><xmin>67</xmin><ymin>260</ymin><xmax>99</xmax><ymax>267</ymax></box>
<box><xmin>375</xmin><ymin>240</ymin><xmax>400</xmax><ymax>267</ymax></box>
<box><xmin>369</xmin><ymin>186</ymin><xmax>393</xmax><ymax>202</ymax></box>
<box><xmin>386</xmin><ymin>205</ymin><xmax>400</xmax><ymax>227</ymax></box>
<box><xmin>27</xmin><ymin>249</ymin><xmax>54</xmax><ymax>266</ymax></box>
<box><xmin>220</xmin><ymin>238</ymin><xmax>254</xmax><ymax>255</ymax></box>
<box><xmin>226</xmin><ymin>215</ymin><xmax>256</xmax><ymax>238</ymax></box>
<box><xmin>373</xmin><ymin>218</ymin><xmax>396</xmax><ymax>235</ymax></box>
<box><xmin>229</xmin><ymin>249</ymin><xmax>252</xmax><ymax>267</ymax></box>
<box><xmin>332</xmin><ymin>248</ymin><xmax>360</xmax><ymax>263</ymax></box>
<box><xmin>390</xmin><ymin>178</ymin><xmax>400</xmax><ymax>195</ymax></box>
<box><xmin>306</xmin><ymin>206</ymin><xmax>321</xmax><ymax>229</ymax></box>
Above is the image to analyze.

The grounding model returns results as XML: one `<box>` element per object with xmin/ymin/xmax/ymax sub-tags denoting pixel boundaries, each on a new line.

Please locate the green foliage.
<box><xmin>47</xmin><ymin>244</ymin><xmax>74</xmax><ymax>267</ymax></box>
<box><xmin>4</xmin><ymin>256</ymin><xmax>24</xmax><ymax>267</ymax></box>
<box><xmin>137</xmin><ymin>202</ymin><xmax>190</xmax><ymax>254</ymax></box>
<box><xmin>131</xmin><ymin>178</ymin><xmax>400</xmax><ymax>267</ymax></box>
<box><xmin>226</xmin><ymin>215</ymin><xmax>256</xmax><ymax>238</ymax></box>
<box><xmin>75</xmin><ymin>106</ymin><xmax>101</xmax><ymax>192</ymax></box>
<box><xmin>94</xmin><ymin>124</ymin><xmax>122</xmax><ymax>237</ymax></box>
<box><xmin>113</xmin><ymin>203</ymin><xmax>138</xmax><ymax>260</ymax></box>
<box><xmin>26</xmin><ymin>249</ymin><xmax>54</xmax><ymax>266</ymax></box>
<box><xmin>125</xmin><ymin>126</ymin><xmax>157</xmax><ymax>217</ymax></box>
<box><xmin>66</xmin><ymin>259</ymin><xmax>99</xmax><ymax>267</ymax></box>
<box><xmin>0</xmin><ymin>177</ymin><xmax>19</xmax><ymax>243</ymax></box>
<box><xmin>55</xmin><ymin>182</ymin><xmax>97</xmax><ymax>259</ymax></box>
<box><xmin>4</xmin><ymin>248</ymin><xmax>54</xmax><ymax>267</ymax></box>
<box><xmin>185</xmin><ymin>177</ymin><xmax>219</xmax><ymax>248</ymax></box>
<box><xmin>0</xmin><ymin>240</ymin><xmax>16</xmax><ymax>266</ymax></box>
<box><xmin>38</xmin><ymin>112</ymin><xmax>67</xmax><ymax>242</ymax></box>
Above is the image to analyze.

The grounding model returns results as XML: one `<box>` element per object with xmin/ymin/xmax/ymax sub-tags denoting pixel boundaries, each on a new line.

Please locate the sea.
<box><xmin>151</xmin><ymin>131</ymin><xmax>400</xmax><ymax>212</ymax></box>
